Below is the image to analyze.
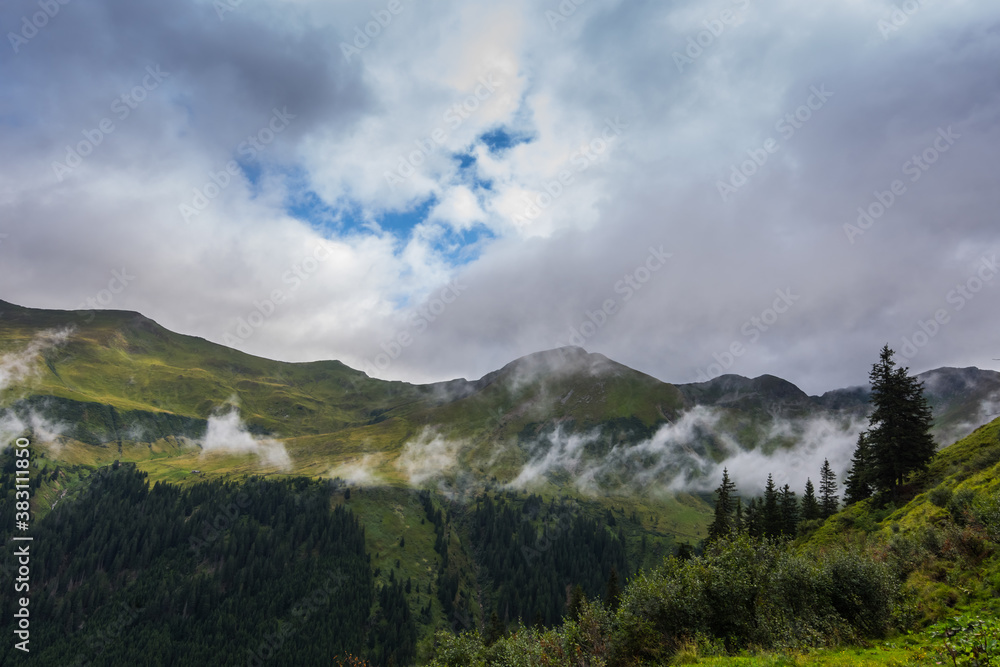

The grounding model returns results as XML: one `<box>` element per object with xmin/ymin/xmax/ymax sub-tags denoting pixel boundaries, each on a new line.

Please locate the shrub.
<box><xmin>609</xmin><ymin>535</ymin><xmax>899</xmax><ymax>663</ymax></box>
<box><xmin>971</xmin><ymin>493</ymin><xmax>1000</xmax><ymax>543</ymax></box>
<box><xmin>931</xmin><ymin>485</ymin><xmax>954</xmax><ymax>508</ymax></box>
<box><xmin>930</xmin><ymin>615</ymin><xmax>1000</xmax><ymax>666</ymax></box>
<box><xmin>947</xmin><ymin>488</ymin><xmax>977</xmax><ymax>524</ymax></box>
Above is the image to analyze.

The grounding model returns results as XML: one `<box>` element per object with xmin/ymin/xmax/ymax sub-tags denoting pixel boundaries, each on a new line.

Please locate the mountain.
<box><xmin>4</xmin><ymin>298</ymin><xmax>1000</xmax><ymax>665</ymax></box>
<box><xmin>680</xmin><ymin>366</ymin><xmax>1000</xmax><ymax>446</ymax></box>
<box><xmin>2</xmin><ymin>298</ymin><xmax>998</xmax><ymax>496</ymax></box>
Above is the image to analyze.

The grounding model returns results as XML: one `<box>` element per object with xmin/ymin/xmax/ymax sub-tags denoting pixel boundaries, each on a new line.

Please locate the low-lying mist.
<box><xmin>507</xmin><ymin>406</ymin><xmax>867</xmax><ymax>498</ymax></box>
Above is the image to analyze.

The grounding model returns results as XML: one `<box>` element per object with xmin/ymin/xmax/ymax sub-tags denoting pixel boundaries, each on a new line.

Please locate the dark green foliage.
<box><xmin>0</xmin><ymin>462</ymin><xmax>413</xmax><ymax>667</ymax></box>
<box><xmin>707</xmin><ymin>468</ymin><xmax>737</xmax><ymax>543</ymax></box>
<box><xmin>864</xmin><ymin>345</ymin><xmax>936</xmax><ymax>500</ymax></box>
<box><xmin>612</xmin><ymin>535</ymin><xmax>899</xmax><ymax>660</ymax></box>
<box><xmin>762</xmin><ymin>474</ymin><xmax>782</xmax><ymax>539</ymax></box>
<box><xmin>469</xmin><ymin>494</ymin><xmax>627</xmax><ymax>627</ymax></box>
<box><xmin>566</xmin><ymin>584</ymin><xmax>586</xmax><ymax>621</ymax></box>
<box><xmin>819</xmin><ymin>458</ymin><xmax>839</xmax><ymax>518</ymax></box>
<box><xmin>604</xmin><ymin>567</ymin><xmax>621</xmax><ymax>611</ymax></box>
<box><xmin>801</xmin><ymin>478</ymin><xmax>821</xmax><ymax>522</ymax></box>
<box><xmin>845</xmin><ymin>432</ymin><xmax>875</xmax><ymax>504</ymax></box>
<box><xmin>779</xmin><ymin>484</ymin><xmax>799</xmax><ymax>536</ymax></box>
<box><xmin>745</xmin><ymin>497</ymin><xmax>762</xmax><ymax>538</ymax></box>
<box><xmin>484</xmin><ymin>611</ymin><xmax>504</xmax><ymax>646</ymax></box>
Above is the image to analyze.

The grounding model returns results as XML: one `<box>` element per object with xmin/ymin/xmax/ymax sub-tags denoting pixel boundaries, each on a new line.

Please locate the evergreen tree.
<box><xmin>844</xmin><ymin>432</ymin><xmax>875</xmax><ymax>504</ymax></box>
<box><xmin>762</xmin><ymin>474</ymin><xmax>781</xmax><ymax>538</ymax></box>
<box><xmin>604</xmin><ymin>567</ymin><xmax>621</xmax><ymax>611</ymax></box>
<box><xmin>734</xmin><ymin>497</ymin><xmax>744</xmax><ymax>534</ymax></box>
<box><xmin>779</xmin><ymin>484</ymin><xmax>799</xmax><ymax>536</ymax></box>
<box><xmin>801</xmin><ymin>478</ymin><xmax>820</xmax><ymax>522</ymax></box>
<box><xmin>484</xmin><ymin>610</ymin><xmax>504</xmax><ymax>646</ymax></box>
<box><xmin>745</xmin><ymin>497</ymin><xmax>761</xmax><ymax>538</ymax></box>
<box><xmin>819</xmin><ymin>458</ymin><xmax>839</xmax><ymax>518</ymax></box>
<box><xmin>864</xmin><ymin>345</ymin><xmax>936</xmax><ymax>499</ymax></box>
<box><xmin>566</xmin><ymin>585</ymin><xmax>586</xmax><ymax>622</ymax></box>
<box><xmin>675</xmin><ymin>542</ymin><xmax>695</xmax><ymax>560</ymax></box>
<box><xmin>707</xmin><ymin>468</ymin><xmax>737</xmax><ymax>542</ymax></box>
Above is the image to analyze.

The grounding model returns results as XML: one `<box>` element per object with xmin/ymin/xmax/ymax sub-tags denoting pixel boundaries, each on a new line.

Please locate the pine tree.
<box><xmin>844</xmin><ymin>432</ymin><xmax>874</xmax><ymax>504</ymax></box>
<box><xmin>762</xmin><ymin>474</ymin><xmax>781</xmax><ymax>538</ymax></box>
<box><xmin>734</xmin><ymin>497</ymin><xmax>744</xmax><ymax>534</ymax></box>
<box><xmin>819</xmin><ymin>459</ymin><xmax>839</xmax><ymax>518</ymax></box>
<box><xmin>745</xmin><ymin>497</ymin><xmax>761</xmax><ymax>538</ymax></box>
<box><xmin>801</xmin><ymin>478</ymin><xmax>820</xmax><ymax>521</ymax></box>
<box><xmin>484</xmin><ymin>610</ymin><xmax>504</xmax><ymax>645</ymax></box>
<box><xmin>864</xmin><ymin>345</ymin><xmax>936</xmax><ymax>499</ymax></box>
<box><xmin>566</xmin><ymin>585</ymin><xmax>586</xmax><ymax>621</ymax></box>
<box><xmin>779</xmin><ymin>484</ymin><xmax>799</xmax><ymax>536</ymax></box>
<box><xmin>604</xmin><ymin>567</ymin><xmax>621</xmax><ymax>611</ymax></box>
<box><xmin>707</xmin><ymin>468</ymin><xmax>737</xmax><ymax>543</ymax></box>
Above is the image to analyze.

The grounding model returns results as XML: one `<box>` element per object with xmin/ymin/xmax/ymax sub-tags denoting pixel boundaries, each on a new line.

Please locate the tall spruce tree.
<box><xmin>819</xmin><ymin>458</ymin><xmax>839</xmax><ymax>518</ymax></box>
<box><xmin>779</xmin><ymin>484</ymin><xmax>799</xmax><ymax>536</ymax></box>
<box><xmin>707</xmin><ymin>468</ymin><xmax>737</xmax><ymax>542</ymax></box>
<box><xmin>801</xmin><ymin>478</ymin><xmax>820</xmax><ymax>521</ymax></box>
<box><xmin>844</xmin><ymin>432</ymin><xmax>874</xmax><ymax>504</ymax></box>
<box><xmin>745</xmin><ymin>497</ymin><xmax>761</xmax><ymax>538</ymax></box>
<box><xmin>863</xmin><ymin>345</ymin><xmax>935</xmax><ymax>499</ymax></box>
<box><xmin>762</xmin><ymin>474</ymin><xmax>781</xmax><ymax>539</ymax></box>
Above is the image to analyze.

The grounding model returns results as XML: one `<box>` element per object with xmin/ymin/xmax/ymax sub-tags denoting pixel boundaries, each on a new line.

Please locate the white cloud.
<box><xmin>1</xmin><ymin>0</ymin><xmax>998</xmax><ymax>395</ymax></box>
<box><xmin>0</xmin><ymin>328</ymin><xmax>74</xmax><ymax>395</ymax></box>
<box><xmin>198</xmin><ymin>405</ymin><xmax>291</xmax><ymax>470</ymax></box>
<box><xmin>395</xmin><ymin>427</ymin><xmax>465</xmax><ymax>484</ymax></box>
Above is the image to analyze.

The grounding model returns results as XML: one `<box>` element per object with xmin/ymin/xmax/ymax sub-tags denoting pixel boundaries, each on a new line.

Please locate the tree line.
<box><xmin>707</xmin><ymin>345</ymin><xmax>936</xmax><ymax>543</ymax></box>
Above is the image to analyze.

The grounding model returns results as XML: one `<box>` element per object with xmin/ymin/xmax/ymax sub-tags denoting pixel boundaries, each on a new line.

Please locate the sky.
<box><xmin>1</xmin><ymin>0</ymin><xmax>998</xmax><ymax>396</ymax></box>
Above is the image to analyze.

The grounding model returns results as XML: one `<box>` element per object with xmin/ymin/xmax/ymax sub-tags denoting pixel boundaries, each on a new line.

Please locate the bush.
<box><xmin>930</xmin><ymin>615</ymin><xmax>1000</xmax><ymax>666</ymax></box>
<box><xmin>609</xmin><ymin>535</ymin><xmax>899</xmax><ymax>663</ymax></box>
<box><xmin>930</xmin><ymin>485</ymin><xmax>954</xmax><ymax>508</ymax></box>
<box><xmin>947</xmin><ymin>488</ymin><xmax>977</xmax><ymax>523</ymax></box>
<box><xmin>971</xmin><ymin>493</ymin><xmax>1000</xmax><ymax>543</ymax></box>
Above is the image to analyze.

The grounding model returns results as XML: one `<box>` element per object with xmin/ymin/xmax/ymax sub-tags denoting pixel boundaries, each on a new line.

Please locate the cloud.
<box><xmin>2</xmin><ymin>0</ymin><xmax>998</xmax><ymax>398</ymax></box>
<box><xmin>328</xmin><ymin>454</ymin><xmax>382</xmax><ymax>486</ymax></box>
<box><xmin>507</xmin><ymin>406</ymin><xmax>866</xmax><ymax>498</ymax></box>
<box><xmin>0</xmin><ymin>328</ymin><xmax>74</xmax><ymax>395</ymax></box>
<box><xmin>197</xmin><ymin>404</ymin><xmax>291</xmax><ymax>470</ymax></box>
<box><xmin>395</xmin><ymin>427</ymin><xmax>465</xmax><ymax>485</ymax></box>
<box><xmin>0</xmin><ymin>409</ymin><xmax>69</xmax><ymax>453</ymax></box>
